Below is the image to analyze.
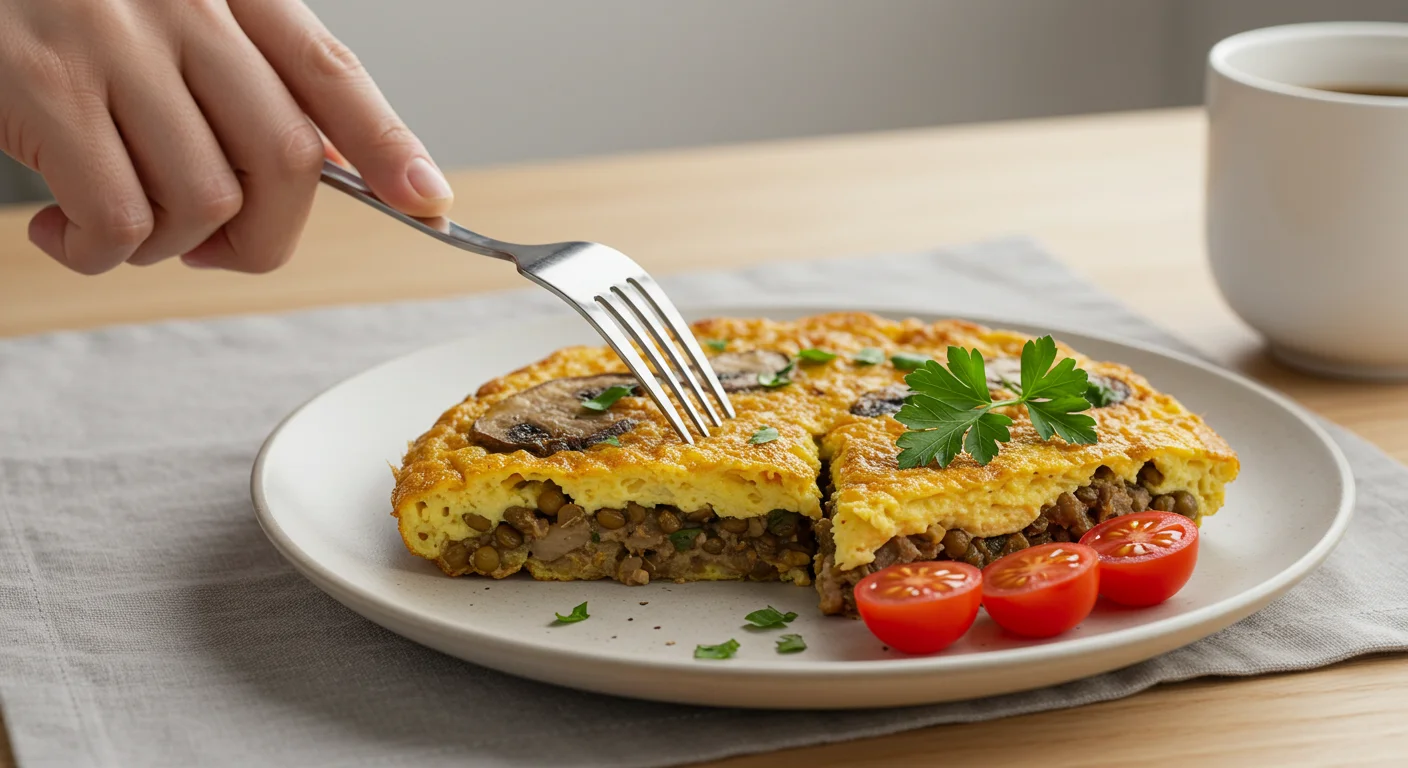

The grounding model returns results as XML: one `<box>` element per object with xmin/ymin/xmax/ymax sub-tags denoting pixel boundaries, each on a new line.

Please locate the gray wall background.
<box><xmin>2</xmin><ymin>0</ymin><xmax>1406</xmax><ymax>201</ymax></box>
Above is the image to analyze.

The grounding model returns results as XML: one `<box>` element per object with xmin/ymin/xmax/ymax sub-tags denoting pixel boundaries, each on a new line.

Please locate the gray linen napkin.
<box><xmin>2</xmin><ymin>238</ymin><xmax>1404</xmax><ymax>768</ymax></box>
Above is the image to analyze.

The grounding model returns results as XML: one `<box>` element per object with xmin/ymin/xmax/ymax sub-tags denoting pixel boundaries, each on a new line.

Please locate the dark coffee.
<box><xmin>1313</xmin><ymin>84</ymin><xmax>1408</xmax><ymax>98</ymax></box>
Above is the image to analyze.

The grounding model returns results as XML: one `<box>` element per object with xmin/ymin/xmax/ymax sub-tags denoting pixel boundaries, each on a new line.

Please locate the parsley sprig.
<box><xmin>757</xmin><ymin>360</ymin><xmax>795</xmax><ymax>388</ymax></box>
<box><xmin>775</xmin><ymin>634</ymin><xmax>807</xmax><ymax>653</ymax></box>
<box><xmin>796</xmin><ymin>348</ymin><xmax>837</xmax><ymax>363</ymax></box>
<box><xmin>553</xmin><ymin>602</ymin><xmax>590</xmax><ymax>624</ymax></box>
<box><xmin>744</xmin><ymin>606</ymin><xmax>798</xmax><ymax>629</ymax></box>
<box><xmin>853</xmin><ymin>347</ymin><xmax>885</xmax><ymax>366</ymax></box>
<box><xmin>894</xmin><ymin>336</ymin><xmax>1098</xmax><ymax>469</ymax></box>
<box><xmin>695</xmin><ymin>639</ymin><xmax>741</xmax><ymax>660</ymax></box>
<box><xmin>749</xmin><ymin>426</ymin><xmax>779</xmax><ymax>445</ymax></box>
<box><xmin>581</xmin><ymin>385</ymin><xmax>635</xmax><ymax>412</ymax></box>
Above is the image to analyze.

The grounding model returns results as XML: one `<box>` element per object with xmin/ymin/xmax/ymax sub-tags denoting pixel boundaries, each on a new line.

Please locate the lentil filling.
<box><xmin>436</xmin><ymin>466</ymin><xmax>1201</xmax><ymax>617</ymax></box>
<box><xmin>812</xmin><ymin>463</ymin><xmax>1201</xmax><ymax>615</ymax></box>
<box><xmin>436</xmin><ymin>481</ymin><xmax>815</xmax><ymax>585</ymax></box>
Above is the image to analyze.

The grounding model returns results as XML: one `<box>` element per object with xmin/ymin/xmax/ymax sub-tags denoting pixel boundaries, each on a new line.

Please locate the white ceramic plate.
<box><xmin>252</xmin><ymin>305</ymin><xmax>1354</xmax><ymax>709</ymax></box>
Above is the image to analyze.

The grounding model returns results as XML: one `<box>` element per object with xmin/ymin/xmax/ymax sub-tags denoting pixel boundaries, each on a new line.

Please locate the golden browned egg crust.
<box><xmin>392</xmin><ymin>313</ymin><xmax>1239</xmax><ymax>605</ymax></box>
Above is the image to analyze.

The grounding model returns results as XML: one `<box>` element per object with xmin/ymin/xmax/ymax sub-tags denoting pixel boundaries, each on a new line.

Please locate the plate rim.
<box><xmin>251</xmin><ymin>302</ymin><xmax>1356</xmax><ymax>682</ymax></box>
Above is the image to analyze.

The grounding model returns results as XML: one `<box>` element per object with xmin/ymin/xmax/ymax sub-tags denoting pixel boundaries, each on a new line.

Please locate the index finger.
<box><xmin>230</xmin><ymin>0</ymin><xmax>453</xmax><ymax>218</ymax></box>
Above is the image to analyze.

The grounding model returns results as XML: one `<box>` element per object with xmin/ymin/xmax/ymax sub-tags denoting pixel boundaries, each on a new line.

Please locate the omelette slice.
<box><xmin>812</xmin><ymin>325</ymin><xmax>1240</xmax><ymax>615</ymax></box>
<box><xmin>391</xmin><ymin>341</ymin><xmax>828</xmax><ymax>586</ymax></box>
<box><xmin>390</xmin><ymin>313</ymin><xmax>1239</xmax><ymax>615</ymax></box>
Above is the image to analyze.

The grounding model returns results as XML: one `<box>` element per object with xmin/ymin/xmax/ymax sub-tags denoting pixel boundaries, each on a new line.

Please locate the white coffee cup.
<box><xmin>1206</xmin><ymin>22</ymin><xmax>1408</xmax><ymax>379</ymax></box>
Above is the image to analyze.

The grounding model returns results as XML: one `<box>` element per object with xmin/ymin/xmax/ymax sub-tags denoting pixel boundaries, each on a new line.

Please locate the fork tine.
<box><xmin>599</xmin><ymin>291</ymin><xmax>711</xmax><ymax>437</ymax></box>
<box><xmin>577</xmin><ymin>302</ymin><xmax>695</xmax><ymax>445</ymax></box>
<box><xmin>627</xmin><ymin>275</ymin><xmax>737</xmax><ymax>419</ymax></box>
<box><xmin>613</xmin><ymin>283</ymin><xmax>723</xmax><ymax>429</ymax></box>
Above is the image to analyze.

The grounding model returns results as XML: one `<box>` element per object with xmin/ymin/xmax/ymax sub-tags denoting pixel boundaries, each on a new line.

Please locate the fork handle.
<box><xmin>318</xmin><ymin>160</ymin><xmax>516</xmax><ymax>262</ymax></box>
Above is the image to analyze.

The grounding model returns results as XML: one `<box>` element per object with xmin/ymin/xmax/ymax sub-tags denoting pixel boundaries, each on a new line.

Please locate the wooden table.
<box><xmin>4</xmin><ymin>107</ymin><xmax>1407</xmax><ymax>766</ymax></box>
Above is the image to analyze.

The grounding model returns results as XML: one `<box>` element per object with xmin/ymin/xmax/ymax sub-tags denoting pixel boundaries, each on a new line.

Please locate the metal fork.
<box><xmin>319</xmin><ymin>160</ymin><xmax>734</xmax><ymax>444</ymax></box>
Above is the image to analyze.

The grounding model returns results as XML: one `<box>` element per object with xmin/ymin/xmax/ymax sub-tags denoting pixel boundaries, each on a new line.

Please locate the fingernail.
<box><xmin>180</xmin><ymin>254</ymin><xmax>221</xmax><ymax>270</ymax></box>
<box><xmin>406</xmin><ymin>157</ymin><xmax>453</xmax><ymax>201</ymax></box>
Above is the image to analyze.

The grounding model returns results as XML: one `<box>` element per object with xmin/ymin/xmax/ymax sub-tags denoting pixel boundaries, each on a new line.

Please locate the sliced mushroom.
<box><xmin>1086</xmin><ymin>375</ymin><xmax>1132</xmax><ymax>407</ymax></box>
<box><xmin>530</xmin><ymin>515</ymin><xmax>593</xmax><ymax>562</ymax></box>
<box><xmin>849</xmin><ymin>383</ymin><xmax>910</xmax><ymax>417</ymax></box>
<box><xmin>985</xmin><ymin>356</ymin><xmax>1023</xmax><ymax>392</ymax></box>
<box><xmin>471</xmin><ymin>374</ymin><xmax>638</xmax><ymax>456</ymax></box>
<box><xmin>707</xmin><ymin>350</ymin><xmax>793</xmax><ymax>392</ymax></box>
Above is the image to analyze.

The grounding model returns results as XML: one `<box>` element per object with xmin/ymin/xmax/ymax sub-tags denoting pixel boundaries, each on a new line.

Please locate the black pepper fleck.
<box><xmin>654</xmin><ymin>626</ymin><xmax>661</xmax><ymax>630</ymax></box>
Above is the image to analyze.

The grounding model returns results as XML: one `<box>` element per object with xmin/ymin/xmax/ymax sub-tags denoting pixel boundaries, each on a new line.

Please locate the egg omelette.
<box><xmin>391</xmin><ymin>312</ymin><xmax>1239</xmax><ymax>615</ymax></box>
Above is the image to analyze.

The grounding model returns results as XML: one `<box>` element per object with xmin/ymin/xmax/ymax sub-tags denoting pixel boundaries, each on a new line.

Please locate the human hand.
<box><xmin>0</xmin><ymin>0</ymin><xmax>453</xmax><ymax>274</ymax></box>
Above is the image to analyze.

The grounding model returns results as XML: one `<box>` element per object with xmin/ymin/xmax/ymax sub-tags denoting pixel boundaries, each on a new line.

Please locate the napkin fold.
<box><xmin>2</xmin><ymin>238</ymin><xmax>1404</xmax><ymax>768</ymax></box>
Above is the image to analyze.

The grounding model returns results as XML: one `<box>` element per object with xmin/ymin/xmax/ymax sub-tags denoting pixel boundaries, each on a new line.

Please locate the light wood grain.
<box><xmin>3</xmin><ymin>107</ymin><xmax>1406</xmax><ymax>767</ymax></box>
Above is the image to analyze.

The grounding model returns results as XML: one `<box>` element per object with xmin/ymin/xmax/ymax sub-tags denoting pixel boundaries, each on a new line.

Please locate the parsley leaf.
<box><xmin>776</xmin><ymin>634</ymin><xmax>807</xmax><ymax>653</ymax></box>
<box><xmin>596</xmin><ymin>435</ymin><xmax>622</xmax><ymax>447</ymax></box>
<box><xmin>704</xmin><ymin>339</ymin><xmax>729</xmax><ymax>352</ymax></box>
<box><xmin>796</xmin><ymin>348</ymin><xmax>837</xmax><ymax>363</ymax></box>
<box><xmin>694</xmin><ymin>639</ymin><xmax>740</xmax><ymax>660</ymax></box>
<box><xmin>750</xmin><ymin>426</ymin><xmax>780</xmax><ymax>445</ymax></box>
<box><xmin>757</xmin><ymin>360</ymin><xmax>796</xmax><ymax>388</ymax></box>
<box><xmin>1027</xmin><ymin>396</ymin><xmax>1097</xmax><ymax>444</ymax></box>
<box><xmin>904</xmin><ymin>359</ymin><xmax>990</xmax><ymax>410</ymax></box>
<box><xmin>745</xmin><ymin>606</ymin><xmax>798</xmax><ymax>629</ymax></box>
<box><xmin>1085</xmin><ymin>379</ymin><xmax>1119</xmax><ymax>408</ymax></box>
<box><xmin>853</xmin><ymin>347</ymin><xmax>885</xmax><ymax>366</ymax></box>
<box><xmin>895</xmin><ymin>399</ymin><xmax>1001</xmax><ymax>469</ymax></box>
<box><xmin>894</xmin><ymin>336</ymin><xmax>1098</xmax><ymax>468</ymax></box>
<box><xmin>669</xmin><ymin>528</ymin><xmax>700</xmax><ymax>552</ymax></box>
<box><xmin>553</xmin><ymin>602</ymin><xmax>590</xmax><ymax>624</ymax></box>
<box><xmin>581</xmin><ymin>385</ymin><xmax>635</xmax><ymax>411</ymax></box>
<box><xmin>891</xmin><ymin>352</ymin><xmax>932</xmax><ymax>371</ymax></box>
<box><xmin>590</xmin><ymin>530</ymin><xmax>601</xmax><ymax>543</ymax></box>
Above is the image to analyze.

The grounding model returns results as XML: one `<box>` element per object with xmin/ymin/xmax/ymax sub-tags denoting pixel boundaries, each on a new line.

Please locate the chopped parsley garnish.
<box><xmin>744</xmin><ymin>606</ymin><xmax>798</xmax><ymax>629</ymax></box>
<box><xmin>796</xmin><ymin>348</ymin><xmax>837</xmax><ymax>363</ymax></box>
<box><xmin>596</xmin><ymin>435</ymin><xmax>622</xmax><ymax>447</ymax></box>
<box><xmin>694</xmin><ymin>639</ymin><xmax>740</xmax><ymax>660</ymax></box>
<box><xmin>749</xmin><ymin>426</ymin><xmax>780</xmax><ymax>445</ymax></box>
<box><xmin>668</xmin><ymin>528</ymin><xmax>700</xmax><ymax>552</ymax></box>
<box><xmin>854</xmin><ymin>347</ymin><xmax>885</xmax><ymax>366</ymax></box>
<box><xmin>590</xmin><ymin>531</ymin><xmax>601</xmax><ymax>543</ymax></box>
<box><xmin>553</xmin><ymin>602</ymin><xmax>590</xmax><ymax>624</ymax></box>
<box><xmin>757</xmin><ymin>360</ymin><xmax>796</xmax><ymax>388</ymax></box>
<box><xmin>581</xmin><ymin>385</ymin><xmax>635</xmax><ymax>412</ymax></box>
<box><xmin>890</xmin><ymin>352</ymin><xmax>932</xmax><ymax>371</ymax></box>
<box><xmin>1085</xmin><ymin>379</ymin><xmax>1119</xmax><ymax>408</ymax></box>
<box><xmin>894</xmin><ymin>336</ymin><xmax>1098</xmax><ymax>469</ymax></box>
<box><xmin>776</xmin><ymin>634</ymin><xmax>807</xmax><ymax>653</ymax></box>
<box><xmin>704</xmin><ymin>339</ymin><xmax>729</xmax><ymax>352</ymax></box>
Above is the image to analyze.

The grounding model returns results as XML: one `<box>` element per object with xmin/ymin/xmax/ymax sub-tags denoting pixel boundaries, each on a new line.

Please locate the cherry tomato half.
<box><xmin>1080</xmin><ymin>511</ymin><xmax>1199</xmax><ymax>607</ymax></box>
<box><xmin>982</xmin><ymin>543</ymin><xmax>1099</xmax><ymax>638</ymax></box>
<box><xmin>854</xmin><ymin>561</ymin><xmax>983</xmax><ymax>654</ymax></box>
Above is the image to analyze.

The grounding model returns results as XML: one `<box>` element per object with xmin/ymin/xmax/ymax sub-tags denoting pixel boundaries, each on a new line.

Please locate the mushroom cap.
<box><xmin>471</xmin><ymin>374</ymin><xmax>638</xmax><ymax>456</ymax></box>
<box><xmin>1087</xmin><ymin>374</ymin><xmax>1132</xmax><ymax>407</ymax></box>
<box><xmin>709</xmin><ymin>350</ymin><xmax>793</xmax><ymax>392</ymax></box>
<box><xmin>849</xmin><ymin>383</ymin><xmax>910</xmax><ymax>418</ymax></box>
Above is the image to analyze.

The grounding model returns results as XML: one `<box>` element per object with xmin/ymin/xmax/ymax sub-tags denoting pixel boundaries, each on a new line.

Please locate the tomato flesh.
<box><xmin>1080</xmin><ymin>511</ymin><xmax>1199</xmax><ymax>607</ymax></box>
<box><xmin>981</xmin><ymin>543</ymin><xmax>1099</xmax><ymax>638</ymax></box>
<box><xmin>854</xmin><ymin>562</ymin><xmax>983</xmax><ymax>654</ymax></box>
